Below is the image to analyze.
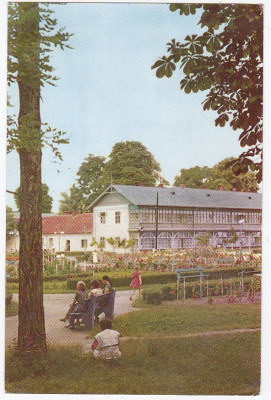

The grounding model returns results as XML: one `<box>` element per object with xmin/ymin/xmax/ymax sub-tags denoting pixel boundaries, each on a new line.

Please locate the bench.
<box><xmin>69</xmin><ymin>289</ymin><xmax>116</xmax><ymax>330</ymax></box>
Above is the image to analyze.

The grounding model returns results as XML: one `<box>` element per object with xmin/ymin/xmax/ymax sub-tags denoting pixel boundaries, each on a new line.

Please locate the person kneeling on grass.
<box><xmin>91</xmin><ymin>319</ymin><xmax>121</xmax><ymax>360</ymax></box>
<box><xmin>59</xmin><ymin>280</ymin><xmax>88</xmax><ymax>329</ymax></box>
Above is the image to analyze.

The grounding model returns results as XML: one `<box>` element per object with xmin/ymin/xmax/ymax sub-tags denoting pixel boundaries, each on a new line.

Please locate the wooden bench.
<box><xmin>69</xmin><ymin>289</ymin><xmax>116</xmax><ymax>330</ymax></box>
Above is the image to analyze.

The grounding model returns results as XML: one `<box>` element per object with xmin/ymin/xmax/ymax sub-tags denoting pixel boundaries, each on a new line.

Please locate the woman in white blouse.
<box><xmin>91</xmin><ymin>319</ymin><xmax>121</xmax><ymax>360</ymax></box>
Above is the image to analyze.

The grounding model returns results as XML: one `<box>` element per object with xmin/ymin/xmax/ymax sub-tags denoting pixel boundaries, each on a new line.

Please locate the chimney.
<box><xmin>232</xmin><ymin>187</ymin><xmax>237</xmax><ymax>192</ymax></box>
<box><xmin>180</xmin><ymin>184</ymin><xmax>186</xmax><ymax>188</ymax></box>
<box><xmin>140</xmin><ymin>183</ymin><xmax>145</xmax><ymax>187</ymax></box>
<box><xmin>158</xmin><ymin>183</ymin><xmax>164</xmax><ymax>188</ymax></box>
<box><xmin>72</xmin><ymin>211</ymin><xmax>77</xmax><ymax>216</ymax></box>
<box><xmin>219</xmin><ymin>186</ymin><xmax>224</xmax><ymax>191</ymax></box>
<box><xmin>200</xmin><ymin>185</ymin><xmax>205</xmax><ymax>189</ymax></box>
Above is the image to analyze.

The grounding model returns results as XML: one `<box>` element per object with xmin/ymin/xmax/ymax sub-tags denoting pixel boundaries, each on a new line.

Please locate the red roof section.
<box><xmin>42</xmin><ymin>213</ymin><xmax>93</xmax><ymax>234</ymax></box>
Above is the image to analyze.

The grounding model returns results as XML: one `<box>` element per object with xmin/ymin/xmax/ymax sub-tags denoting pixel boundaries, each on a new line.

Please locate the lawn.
<box><xmin>5</xmin><ymin>332</ymin><xmax>260</xmax><ymax>395</ymax></box>
<box><xmin>106</xmin><ymin>302</ymin><xmax>261</xmax><ymax>337</ymax></box>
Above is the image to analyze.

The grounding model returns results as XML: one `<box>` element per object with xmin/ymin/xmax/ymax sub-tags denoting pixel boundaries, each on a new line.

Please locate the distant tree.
<box><xmin>152</xmin><ymin>4</ymin><xmax>263</xmax><ymax>182</ymax></box>
<box><xmin>6</xmin><ymin>206</ymin><xmax>17</xmax><ymax>239</ymax></box>
<box><xmin>59</xmin><ymin>142</ymin><xmax>168</xmax><ymax>213</ymax></box>
<box><xmin>59</xmin><ymin>184</ymin><xmax>88</xmax><ymax>214</ymax></box>
<box><xmin>15</xmin><ymin>183</ymin><xmax>53</xmax><ymax>213</ymax></box>
<box><xmin>174</xmin><ymin>166</ymin><xmax>211</xmax><ymax>188</ymax></box>
<box><xmin>106</xmin><ymin>237</ymin><xmax>116</xmax><ymax>252</ymax></box>
<box><xmin>174</xmin><ymin>158</ymin><xmax>259</xmax><ymax>192</ymax></box>
<box><xmin>76</xmin><ymin>154</ymin><xmax>106</xmax><ymax>200</ymax></box>
<box><xmin>196</xmin><ymin>233</ymin><xmax>210</xmax><ymax>247</ymax></box>
<box><xmin>102</xmin><ymin>141</ymin><xmax>168</xmax><ymax>187</ymax></box>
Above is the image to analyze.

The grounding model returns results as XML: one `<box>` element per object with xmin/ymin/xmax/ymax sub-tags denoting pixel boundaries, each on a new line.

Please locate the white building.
<box><xmin>6</xmin><ymin>213</ymin><xmax>93</xmax><ymax>253</ymax></box>
<box><xmin>89</xmin><ymin>184</ymin><xmax>262</xmax><ymax>252</ymax></box>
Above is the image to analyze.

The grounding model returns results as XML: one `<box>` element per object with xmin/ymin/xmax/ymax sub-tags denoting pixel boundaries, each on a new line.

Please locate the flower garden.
<box><xmin>6</xmin><ymin>248</ymin><xmax>261</xmax><ymax>304</ymax></box>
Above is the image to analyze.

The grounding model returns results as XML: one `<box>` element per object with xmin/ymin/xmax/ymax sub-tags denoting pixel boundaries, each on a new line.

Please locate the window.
<box><xmin>49</xmin><ymin>237</ymin><xmax>54</xmax><ymax>247</ymax></box>
<box><xmin>115</xmin><ymin>211</ymin><xmax>121</xmax><ymax>224</ymax></box>
<box><xmin>100</xmin><ymin>237</ymin><xmax>105</xmax><ymax>243</ymax></box>
<box><xmin>115</xmin><ymin>237</ymin><xmax>120</xmax><ymax>246</ymax></box>
<box><xmin>65</xmin><ymin>240</ymin><xmax>70</xmax><ymax>251</ymax></box>
<box><xmin>81</xmin><ymin>239</ymin><xmax>87</xmax><ymax>249</ymax></box>
<box><xmin>100</xmin><ymin>212</ymin><xmax>106</xmax><ymax>224</ymax></box>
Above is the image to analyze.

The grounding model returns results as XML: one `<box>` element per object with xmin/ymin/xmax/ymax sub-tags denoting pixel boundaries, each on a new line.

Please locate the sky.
<box><xmin>6</xmin><ymin>2</ymin><xmax>246</xmax><ymax>213</ymax></box>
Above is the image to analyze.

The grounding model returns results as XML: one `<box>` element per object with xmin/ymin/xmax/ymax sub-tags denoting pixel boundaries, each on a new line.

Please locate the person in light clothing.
<box><xmin>89</xmin><ymin>280</ymin><xmax>103</xmax><ymax>297</ymax></box>
<box><xmin>91</xmin><ymin>319</ymin><xmax>121</xmax><ymax>360</ymax></box>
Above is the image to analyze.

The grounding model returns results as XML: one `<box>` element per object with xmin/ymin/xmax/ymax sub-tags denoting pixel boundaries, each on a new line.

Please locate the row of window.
<box><xmin>46</xmin><ymin>238</ymin><xmax>87</xmax><ymax>251</ymax></box>
<box><xmin>99</xmin><ymin>211</ymin><xmax>120</xmax><ymax>224</ymax></box>
<box><xmin>138</xmin><ymin>208</ymin><xmax>262</xmax><ymax>225</ymax></box>
<box><xmin>139</xmin><ymin>231</ymin><xmax>261</xmax><ymax>250</ymax></box>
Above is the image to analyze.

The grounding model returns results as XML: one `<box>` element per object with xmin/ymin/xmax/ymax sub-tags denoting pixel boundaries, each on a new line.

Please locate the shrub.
<box><xmin>143</xmin><ymin>289</ymin><xmax>162</xmax><ymax>305</ymax></box>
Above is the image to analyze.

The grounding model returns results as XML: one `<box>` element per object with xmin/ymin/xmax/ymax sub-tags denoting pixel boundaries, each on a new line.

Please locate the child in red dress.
<box><xmin>129</xmin><ymin>266</ymin><xmax>142</xmax><ymax>300</ymax></box>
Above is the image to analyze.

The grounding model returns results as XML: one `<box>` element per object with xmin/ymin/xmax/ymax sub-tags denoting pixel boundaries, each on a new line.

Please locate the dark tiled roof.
<box><xmin>42</xmin><ymin>213</ymin><xmax>93</xmax><ymax>234</ymax></box>
<box><xmin>95</xmin><ymin>185</ymin><xmax>261</xmax><ymax>210</ymax></box>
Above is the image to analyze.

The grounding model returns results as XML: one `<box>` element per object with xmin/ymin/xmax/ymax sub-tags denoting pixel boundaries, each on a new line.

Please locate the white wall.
<box><xmin>93</xmin><ymin>204</ymin><xmax>130</xmax><ymax>251</ymax></box>
<box><xmin>7</xmin><ymin>233</ymin><xmax>94</xmax><ymax>253</ymax></box>
<box><xmin>43</xmin><ymin>233</ymin><xmax>93</xmax><ymax>253</ymax></box>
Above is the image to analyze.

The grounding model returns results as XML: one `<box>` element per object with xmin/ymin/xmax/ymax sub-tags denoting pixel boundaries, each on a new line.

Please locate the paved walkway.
<box><xmin>5</xmin><ymin>291</ymin><xmax>137</xmax><ymax>348</ymax></box>
<box><xmin>6</xmin><ymin>292</ymin><xmax>261</xmax><ymax>348</ymax></box>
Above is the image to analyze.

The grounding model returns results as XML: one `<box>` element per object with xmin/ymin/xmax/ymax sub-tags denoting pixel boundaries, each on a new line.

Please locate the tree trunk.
<box><xmin>17</xmin><ymin>2</ymin><xmax>46</xmax><ymax>354</ymax></box>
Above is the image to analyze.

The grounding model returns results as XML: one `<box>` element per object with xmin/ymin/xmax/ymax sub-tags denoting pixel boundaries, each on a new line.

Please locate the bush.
<box><xmin>142</xmin><ymin>289</ymin><xmax>162</xmax><ymax>305</ymax></box>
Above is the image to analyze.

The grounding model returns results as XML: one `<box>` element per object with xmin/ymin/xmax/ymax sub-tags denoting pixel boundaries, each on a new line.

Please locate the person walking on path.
<box><xmin>129</xmin><ymin>266</ymin><xmax>142</xmax><ymax>301</ymax></box>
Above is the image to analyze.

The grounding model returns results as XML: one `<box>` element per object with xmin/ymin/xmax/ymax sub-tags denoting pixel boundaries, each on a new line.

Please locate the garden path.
<box><xmin>5</xmin><ymin>290</ymin><xmax>136</xmax><ymax>348</ymax></box>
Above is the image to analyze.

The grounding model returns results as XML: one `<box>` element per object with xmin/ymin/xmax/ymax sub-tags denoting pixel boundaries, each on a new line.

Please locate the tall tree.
<box><xmin>174</xmin><ymin>157</ymin><xmax>259</xmax><ymax>192</ymax></box>
<box><xmin>14</xmin><ymin>183</ymin><xmax>53</xmax><ymax>213</ymax></box>
<box><xmin>8</xmin><ymin>3</ymin><xmax>71</xmax><ymax>354</ymax></box>
<box><xmin>59</xmin><ymin>142</ymin><xmax>168</xmax><ymax>213</ymax></box>
<box><xmin>102</xmin><ymin>141</ymin><xmax>167</xmax><ymax>187</ymax></box>
<box><xmin>152</xmin><ymin>4</ymin><xmax>263</xmax><ymax>182</ymax></box>
<box><xmin>59</xmin><ymin>184</ymin><xmax>87</xmax><ymax>214</ymax></box>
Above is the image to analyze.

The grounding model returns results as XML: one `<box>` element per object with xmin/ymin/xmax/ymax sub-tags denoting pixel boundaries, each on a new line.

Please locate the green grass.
<box><xmin>5</xmin><ymin>332</ymin><xmax>260</xmax><ymax>395</ymax></box>
<box><xmin>5</xmin><ymin>301</ymin><xmax>18</xmax><ymax>318</ymax></box>
<box><xmin>110</xmin><ymin>302</ymin><xmax>261</xmax><ymax>337</ymax></box>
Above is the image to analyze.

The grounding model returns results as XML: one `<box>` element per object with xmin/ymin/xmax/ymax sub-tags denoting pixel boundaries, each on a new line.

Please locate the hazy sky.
<box><xmin>6</xmin><ymin>2</ymin><xmax>255</xmax><ymax>212</ymax></box>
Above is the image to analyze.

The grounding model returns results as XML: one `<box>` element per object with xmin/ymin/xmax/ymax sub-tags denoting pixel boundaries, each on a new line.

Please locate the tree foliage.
<box><xmin>7</xmin><ymin>3</ymin><xmax>72</xmax><ymax>157</ymax></box>
<box><xmin>14</xmin><ymin>183</ymin><xmax>53</xmax><ymax>213</ymax></box>
<box><xmin>59</xmin><ymin>141</ymin><xmax>166</xmax><ymax>213</ymax></box>
<box><xmin>174</xmin><ymin>157</ymin><xmax>259</xmax><ymax>192</ymax></box>
<box><xmin>102</xmin><ymin>141</ymin><xmax>166</xmax><ymax>187</ymax></box>
<box><xmin>152</xmin><ymin>4</ymin><xmax>263</xmax><ymax>182</ymax></box>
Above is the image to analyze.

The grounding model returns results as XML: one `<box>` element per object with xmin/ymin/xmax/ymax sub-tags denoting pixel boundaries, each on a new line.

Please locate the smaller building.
<box><xmin>6</xmin><ymin>213</ymin><xmax>93</xmax><ymax>253</ymax></box>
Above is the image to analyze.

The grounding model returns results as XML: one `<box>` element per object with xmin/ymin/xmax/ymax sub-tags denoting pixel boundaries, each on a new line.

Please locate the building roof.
<box><xmin>90</xmin><ymin>184</ymin><xmax>262</xmax><ymax>210</ymax></box>
<box><xmin>42</xmin><ymin>213</ymin><xmax>93</xmax><ymax>234</ymax></box>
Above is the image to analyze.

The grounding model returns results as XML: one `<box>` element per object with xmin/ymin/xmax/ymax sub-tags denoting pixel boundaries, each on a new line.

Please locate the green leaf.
<box><xmin>165</xmin><ymin>65</ymin><xmax>173</xmax><ymax>78</ymax></box>
<box><xmin>156</xmin><ymin>66</ymin><xmax>166</xmax><ymax>78</ymax></box>
<box><xmin>151</xmin><ymin>60</ymin><xmax>164</xmax><ymax>70</ymax></box>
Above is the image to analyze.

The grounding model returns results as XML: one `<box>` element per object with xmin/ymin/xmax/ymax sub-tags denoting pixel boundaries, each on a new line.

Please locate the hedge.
<box><xmin>65</xmin><ymin>265</ymin><xmax>259</xmax><ymax>290</ymax></box>
<box><xmin>142</xmin><ymin>276</ymin><xmax>260</xmax><ymax>303</ymax></box>
<box><xmin>6</xmin><ymin>265</ymin><xmax>260</xmax><ymax>287</ymax></box>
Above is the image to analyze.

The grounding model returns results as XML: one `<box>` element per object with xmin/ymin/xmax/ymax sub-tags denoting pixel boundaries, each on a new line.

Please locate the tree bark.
<box><xmin>17</xmin><ymin>3</ymin><xmax>46</xmax><ymax>354</ymax></box>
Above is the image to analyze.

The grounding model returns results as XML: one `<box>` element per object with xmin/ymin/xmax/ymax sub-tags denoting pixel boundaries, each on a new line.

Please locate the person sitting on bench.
<box><xmin>59</xmin><ymin>280</ymin><xmax>88</xmax><ymax>328</ymax></box>
<box><xmin>89</xmin><ymin>280</ymin><xmax>103</xmax><ymax>298</ymax></box>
